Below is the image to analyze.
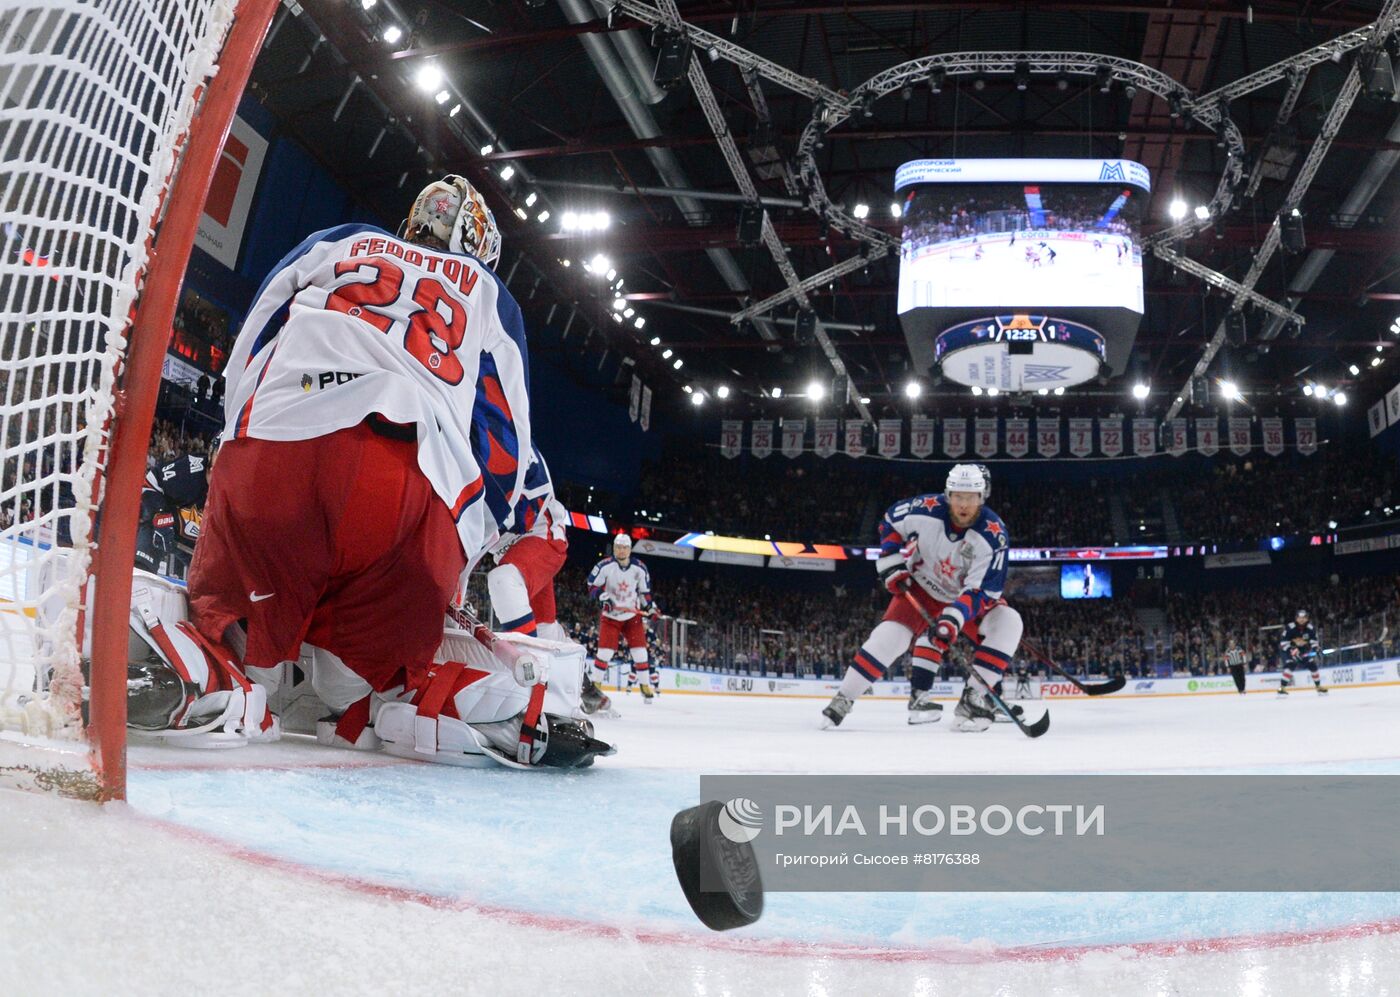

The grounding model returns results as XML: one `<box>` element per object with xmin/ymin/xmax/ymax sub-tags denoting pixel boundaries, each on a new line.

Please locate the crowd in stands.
<box><xmin>903</xmin><ymin>186</ymin><xmax>1137</xmax><ymax>252</ymax></box>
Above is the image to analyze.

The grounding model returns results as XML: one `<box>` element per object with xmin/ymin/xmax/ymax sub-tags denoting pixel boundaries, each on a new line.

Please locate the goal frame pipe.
<box><xmin>85</xmin><ymin>0</ymin><xmax>281</xmax><ymax>801</ymax></box>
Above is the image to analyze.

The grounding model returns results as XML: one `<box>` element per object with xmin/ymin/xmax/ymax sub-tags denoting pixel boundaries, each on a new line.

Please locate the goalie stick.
<box><xmin>897</xmin><ymin>586</ymin><xmax>1050</xmax><ymax>738</ymax></box>
<box><xmin>1020</xmin><ymin>636</ymin><xmax>1127</xmax><ymax>696</ymax></box>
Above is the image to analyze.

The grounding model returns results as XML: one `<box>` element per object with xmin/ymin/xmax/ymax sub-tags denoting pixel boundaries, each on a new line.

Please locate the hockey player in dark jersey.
<box><xmin>1277</xmin><ymin>609</ymin><xmax>1326</xmax><ymax>696</ymax></box>
<box><xmin>136</xmin><ymin>451</ymin><xmax>211</xmax><ymax>577</ymax></box>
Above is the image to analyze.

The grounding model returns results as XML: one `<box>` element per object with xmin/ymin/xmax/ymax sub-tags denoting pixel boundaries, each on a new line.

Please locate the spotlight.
<box><xmin>1037</xmin><ymin>387</ymin><xmax>1049</xmax><ymax>395</ymax></box>
<box><xmin>662</xmin><ymin>348</ymin><xmax>673</xmax><ymax>359</ymax></box>
<box><xmin>1122</xmin><ymin>83</ymin><xmax>1137</xmax><ymax>101</ymax></box>
<box><xmin>1053</xmin><ymin>386</ymin><xmax>1065</xmax><ymax>395</ymax></box>
<box><xmin>649</xmin><ymin>336</ymin><xmax>660</xmax><ymax>345</ymax></box>
<box><xmin>416</xmin><ymin>65</ymin><xmax>444</xmax><ymax>92</ymax></box>
<box><xmin>360</xmin><ymin>0</ymin><xmax>376</xmax><ymax>8</ymax></box>
<box><xmin>524</xmin><ymin>192</ymin><xmax>537</xmax><ymax>207</ymax></box>
<box><xmin>448</xmin><ymin>104</ymin><xmax>461</xmax><ymax>117</ymax></box>
<box><xmin>1168</xmin><ymin>199</ymin><xmax>1187</xmax><ymax>221</ymax></box>
<box><xmin>1349</xmin><ymin>364</ymin><xmax>1360</xmax><ymax>375</ymax></box>
<box><xmin>1334</xmin><ymin>391</ymin><xmax>1348</xmax><ymax>406</ymax></box>
<box><xmin>479</xmin><ymin>142</ymin><xmax>494</xmax><ymax>155</ymax></box>
<box><xmin>536</xmin><ymin>210</ymin><xmax>550</xmax><ymax>223</ymax></box>
<box><xmin>653</xmin><ymin>34</ymin><xmax>691</xmax><ymax>89</ymax></box>
<box><xmin>690</xmin><ymin>391</ymin><xmax>704</xmax><ymax>407</ymax></box>
<box><xmin>1054</xmin><ymin>73</ymin><xmax>1069</xmax><ymax>92</ymax></box>
<box><xmin>1095</xmin><ymin>66</ymin><xmax>1113</xmax><ymax>93</ymax></box>
<box><xmin>1303</xmin><ymin>384</ymin><xmax>1315</xmax><ymax>397</ymax></box>
<box><xmin>1132</xmin><ymin>382</ymin><xmax>1150</xmax><ymax>399</ymax></box>
<box><xmin>612</xmin><ymin>298</ymin><xmax>626</xmax><ymax>311</ymax></box>
<box><xmin>499</xmin><ymin>165</ymin><xmax>515</xmax><ymax>181</ymax></box>
<box><xmin>634</xmin><ymin>317</ymin><xmax>646</xmax><ymax>329</ymax></box>
<box><xmin>1219</xmin><ymin>379</ymin><xmax>1241</xmax><ymax>401</ymax></box>
<box><xmin>807</xmin><ymin>380</ymin><xmax>827</xmax><ymax>400</ymax></box>
<box><xmin>772</xmin><ymin>387</ymin><xmax>783</xmax><ymax>399</ymax></box>
<box><xmin>987</xmin><ymin>386</ymin><xmax>1000</xmax><ymax>397</ymax></box>
<box><xmin>1194</xmin><ymin>204</ymin><xmax>1212</xmax><ymax>221</ymax></box>
<box><xmin>673</xmin><ymin>358</ymin><xmax>683</xmax><ymax>369</ymax></box>
<box><xmin>717</xmin><ymin>385</ymin><xmax>730</xmax><ymax>399</ymax></box>
<box><xmin>1373</xmin><ymin>356</ymin><xmax>1384</xmax><ymax>367</ymax></box>
<box><xmin>971</xmin><ymin>385</ymin><xmax>984</xmax><ymax>396</ymax></box>
<box><xmin>1014</xmin><ymin>60</ymin><xmax>1030</xmax><ymax>92</ymax></box>
<box><xmin>623</xmin><ymin>308</ymin><xmax>635</xmax><ymax>318</ymax></box>
<box><xmin>1169</xmin><ymin>92</ymin><xmax>1184</xmax><ymax>118</ymax></box>
<box><xmin>853</xmin><ymin>203</ymin><xmax>870</xmax><ymax>219</ymax></box>
<box><xmin>589</xmin><ymin>253</ymin><xmax>611</xmax><ymax>273</ymax></box>
<box><xmin>904</xmin><ymin>381</ymin><xmax>922</xmax><ymax>398</ymax></box>
<box><xmin>1280</xmin><ymin>207</ymin><xmax>1306</xmax><ymax>254</ymax></box>
<box><xmin>973</xmin><ymin>76</ymin><xmax>987</xmax><ymax>92</ymax></box>
<box><xmin>434</xmin><ymin>90</ymin><xmax>450</xmax><ymax>104</ymax></box>
<box><xmin>890</xmin><ymin>202</ymin><xmax>903</xmax><ymax>218</ymax></box>
<box><xmin>860</xmin><ymin>91</ymin><xmax>877</xmax><ymax>117</ymax></box>
<box><xmin>859</xmin><ymin>396</ymin><xmax>871</xmax><ymax>404</ymax></box>
<box><xmin>382</xmin><ymin>24</ymin><xmax>403</xmax><ymax>44</ymax></box>
<box><xmin>928</xmin><ymin>68</ymin><xmax>946</xmax><ymax>94</ymax></box>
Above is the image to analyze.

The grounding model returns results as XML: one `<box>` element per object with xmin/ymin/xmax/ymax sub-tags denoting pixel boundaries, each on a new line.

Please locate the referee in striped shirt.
<box><xmin>1224</xmin><ymin>636</ymin><xmax>1248</xmax><ymax>695</ymax></box>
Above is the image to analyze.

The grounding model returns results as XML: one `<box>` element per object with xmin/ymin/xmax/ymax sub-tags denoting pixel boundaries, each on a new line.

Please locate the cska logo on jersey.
<box><xmin>936</xmin><ymin>555</ymin><xmax>958</xmax><ymax>580</ymax></box>
<box><xmin>918</xmin><ymin>495</ymin><xmax>941</xmax><ymax>512</ymax></box>
<box><xmin>617</xmin><ymin>580</ymin><xmax>632</xmax><ymax>595</ymax></box>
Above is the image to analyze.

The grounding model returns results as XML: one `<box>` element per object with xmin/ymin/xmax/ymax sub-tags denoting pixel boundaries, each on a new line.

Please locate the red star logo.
<box><xmin>936</xmin><ymin>556</ymin><xmax>958</xmax><ymax>579</ymax></box>
<box><xmin>919</xmin><ymin>495</ymin><xmax>941</xmax><ymax>512</ymax></box>
<box><xmin>984</xmin><ymin>520</ymin><xmax>1004</xmax><ymax>538</ymax></box>
<box><xmin>431</xmin><ymin>195</ymin><xmax>453</xmax><ymax>216</ymax></box>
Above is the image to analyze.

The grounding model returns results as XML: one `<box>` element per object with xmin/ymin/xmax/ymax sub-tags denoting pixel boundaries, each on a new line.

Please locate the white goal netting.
<box><xmin>0</xmin><ymin>0</ymin><xmax>236</xmax><ymax>750</ymax></box>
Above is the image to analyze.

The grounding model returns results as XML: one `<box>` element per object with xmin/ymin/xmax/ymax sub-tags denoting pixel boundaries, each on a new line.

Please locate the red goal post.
<box><xmin>0</xmin><ymin>0</ymin><xmax>278</xmax><ymax>801</ymax></box>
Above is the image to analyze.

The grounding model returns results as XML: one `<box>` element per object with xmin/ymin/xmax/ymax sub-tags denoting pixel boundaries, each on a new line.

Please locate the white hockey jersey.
<box><xmin>587</xmin><ymin>556</ymin><xmax>651</xmax><ymax>621</ymax></box>
<box><xmin>878</xmin><ymin>493</ymin><xmax>1011</xmax><ymax>629</ymax></box>
<box><xmin>490</xmin><ymin>444</ymin><xmax>567</xmax><ymax>561</ymax></box>
<box><xmin>223</xmin><ymin>224</ymin><xmax>531</xmax><ymax>567</ymax></box>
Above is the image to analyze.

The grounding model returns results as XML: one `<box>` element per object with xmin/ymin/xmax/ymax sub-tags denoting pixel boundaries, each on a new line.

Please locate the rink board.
<box><xmin>637</xmin><ymin>658</ymin><xmax>1400</xmax><ymax>701</ymax></box>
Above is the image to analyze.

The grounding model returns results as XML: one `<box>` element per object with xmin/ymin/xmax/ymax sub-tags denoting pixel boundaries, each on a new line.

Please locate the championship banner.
<box><xmin>1132</xmin><ymin>417</ymin><xmax>1156</xmax><ymax>457</ymax></box>
<box><xmin>942</xmin><ymin>418</ymin><xmax>967</xmax><ymax>457</ymax></box>
<box><xmin>1099</xmin><ymin>417</ymin><xmax>1124</xmax><ymax>457</ymax></box>
<box><xmin>1195</xmin><ymin>417</ymin><xmax>1219</xmax><ymax>457</ymax></box>
<box><xmin>720</xmin><ymin>420</ymin><xmax>743</xmax><ymax>459</ymax></box>
<box><xmin>1295</xmin><ymin>417</ymin><xmax>1317</xmax><ymax>456</ymax></box>
<box><xmin>1067</xmin><ymin>418</ymin><xmax>1091</xmax><ymax>458</ymax></box>
<box><xmin>844</xmin><ymin>420</ymin><xmax>867</xmax><ymax>457</ymax></box>
<box><xmin>781</xmin><ymin>418</ymin><xmax>806</xmax><ymax>459</ymax></box>
<box><xmin>814</xmin><ymin>418</ymin><xmax>839</xmax><ymax>459</ymax></box>
<box><xmin>974</xmin><ymin>418</ymin><xmax>998</xmax><ymax>458</ymax></box>
<box><xmin>1369</xmin><ymin>401</ymin><xmax>1389</xmax><ymax>438</ymax></box>
<box><xmin>751</xmin><ymin>419</ymin><xmax>774</xmax><ymax>459</ymax></box>
<box><xmin>1037</xmin><ymin>417</ymin><xmax>1062</xmax><ymax>458</ymax></box>
<box><xmin>640</xmin><ymin>385</ymin><xmax>652</xmax><ymax>432</ymax></box>
<box><xmin>1166</xmin><ymin>418</ymin><xmax>1188</xmax><ymax>458</ymax></box>
<box><xmin>1228</xmin><ymin>417</ymin><xmax>1252</xmax><ymax>456</ymax></box>
<box><xmin>878</xmin><ymin>418</ymin><xmax>903</xmax><ymax>458</ymax></box>
<box><xmin>1004</xmin><ymin>418</ymin><xmax>1029</xmax><ymax>458</ymax></box>
<box><xmin>628</xmin><ymin>374</ymin><xmax>641</xmax><ymax>423</ymax></box>
<box><xmin>1388</xmin><ymin>383</ymin><xmax>1400</xmax><ymax>427</ymax></box>
<box><xmin>1261</xmin><ymin>417</ymin><xmax>1284</xmax><ymax>457</ymax></box>
<box><xmin>910</xmin><ymin>415</ymin><xmax>935</xmax><ymax>458</ymax></box>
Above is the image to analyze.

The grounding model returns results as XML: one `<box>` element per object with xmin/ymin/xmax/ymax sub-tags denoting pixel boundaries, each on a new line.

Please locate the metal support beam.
<box><xmin>731</xmin><ymin>249</ymin><xmax>891</xmax><ymax>323</ymax></box>
<box><xmin>1150</xmin><ymin>245</ymin><xmax>1305</xmax><ymax>326</ymax></box>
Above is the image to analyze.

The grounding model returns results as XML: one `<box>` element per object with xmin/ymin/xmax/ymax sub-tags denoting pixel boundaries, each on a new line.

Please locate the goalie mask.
<box><xmin>405</xmin><ymin>175</ymin><xmax>501</xmax><ymax>268</ymax></box>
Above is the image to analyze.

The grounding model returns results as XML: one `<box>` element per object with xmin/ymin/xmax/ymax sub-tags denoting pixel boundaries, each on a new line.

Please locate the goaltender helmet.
<box><xmin>945</xmin><ymin>463</ymin><xmax>991</xmax><ymax>500</ymax></box>
<box><xmin>405</xmin><ymin>175</ymin><xmax>501</xmax><ymax>268</ymax></box>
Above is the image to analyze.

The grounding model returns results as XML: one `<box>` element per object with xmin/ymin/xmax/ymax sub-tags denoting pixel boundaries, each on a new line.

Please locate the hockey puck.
<box><xmin>670</xmin><ymin>800</ymin><xmax>764</xmax><ymax>931</ymax></box>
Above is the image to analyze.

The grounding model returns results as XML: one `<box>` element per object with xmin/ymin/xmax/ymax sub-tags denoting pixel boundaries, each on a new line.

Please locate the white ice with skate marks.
<box><xmin>5</xmin><ymin>686</ymin><xmax>1400</xmax><ymax>995</ymax></box>
<box><xmin>898</xmin><ymin>232</ymin><xmax>1143</xmax><ymax>313</ymax></box>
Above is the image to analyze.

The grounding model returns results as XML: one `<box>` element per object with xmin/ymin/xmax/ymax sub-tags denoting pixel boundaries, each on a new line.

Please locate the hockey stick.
<box><xmin>1019</xmin><ymin>636</ymin><xmax>1126</xmax><ymax>696</ymax></box>
<box><xmin>897</xmin><ymin>586</ymin><xmax>1050</xmax><ymax>738</ymax></box>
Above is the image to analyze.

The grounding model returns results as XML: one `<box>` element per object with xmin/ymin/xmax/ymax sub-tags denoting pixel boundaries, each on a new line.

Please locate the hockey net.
<box><xmin>0</xmin><ymin>0</ymin><xmax>270</xmax><ymax>799</ymax></box>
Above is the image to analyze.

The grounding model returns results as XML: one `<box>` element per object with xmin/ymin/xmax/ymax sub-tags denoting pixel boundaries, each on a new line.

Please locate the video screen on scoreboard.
<box><xmin>894</xmin><ymin>159</ymin><xmax>1149</xmax><ymax>375</ymax></box>
<box><xmin>1060</xmin><ymin>563</ymin><xmax>1113</xmax><ymax>600</ymax></box>
<box><xmin>1004</xmin><ymin>565</ymin><xmax>1061</xmax><ymax>602</ymax></box>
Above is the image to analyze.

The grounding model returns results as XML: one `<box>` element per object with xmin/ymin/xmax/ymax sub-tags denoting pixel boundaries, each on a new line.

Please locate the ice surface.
<box><xmin>5</xmin><ymin>686</ymin><xmax>1400</xmax><ymax>995</ymax></box>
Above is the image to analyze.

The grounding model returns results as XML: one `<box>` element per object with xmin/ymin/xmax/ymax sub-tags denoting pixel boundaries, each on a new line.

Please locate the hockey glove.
<box><xmin>600</xmin><ymin>597</ymin><xmax>615</xmax><ymax>614</ymax></box>
<box><xmin>876</xmin><ymin>535</ymin><xmax>922</xmax><ymax>595</ymax></box>
<box><xmin>923</xmin><ymin>614</ymin><xmax>961</xmax><ymax>664</ymax></box>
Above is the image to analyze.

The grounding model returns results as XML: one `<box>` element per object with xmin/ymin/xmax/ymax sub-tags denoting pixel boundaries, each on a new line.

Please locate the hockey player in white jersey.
<box><xmin>587</xmin><ymin>534</ymin><xmax>659</xmax><ymax>702</ymax></box>
<box><xmin>181</xmin><ymin>175</ymin><xmax>611</xmax><ymax>766</ymax></box>
<box><xmin>821</xmin><ymin>464</ymin><xmax>1023</xmax><ymax>732</ymax></box>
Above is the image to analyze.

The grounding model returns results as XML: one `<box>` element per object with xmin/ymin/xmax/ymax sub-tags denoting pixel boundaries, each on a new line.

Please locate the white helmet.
<box><xmin>406</xmin><ymin>175</ymin><xmax>501</xmax><ymax>268</ymax></box>
<box><xmin>945</xmin><ymin>463</ymin><xmax>990</xmax><ymax>499</ymax></box>
<box><xmin>612</xmin><ymin>533</ymin><xmax>633</xmax><ymax>557</ymax></box>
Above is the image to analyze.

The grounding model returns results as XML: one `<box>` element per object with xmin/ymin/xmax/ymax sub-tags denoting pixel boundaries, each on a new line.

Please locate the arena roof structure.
<box><xmin>248</xmin><ymin>1</ymin><xmax>1400</xmax><ymax>418</ymax></box>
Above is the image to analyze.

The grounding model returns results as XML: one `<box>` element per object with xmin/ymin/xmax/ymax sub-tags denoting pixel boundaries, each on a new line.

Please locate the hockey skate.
<box><xmin>639</xmin><ymin>682</ymin><xmax>655</xmax><ymax>704</ymax></box>
<box><xmin>820</xmin><ymin>693</ymin><xmax>853</xmax><ymax>729</ymax></box>
<box><xmin>992</xmin><ymin>702</ymin><xmax>1024</xmax><ymax>723</ymax></box>
<box><xmin>953</xmin><ymin>684</ymin><xmax>996</xmax><ymax>732</ymax></box>
<box><xmin>580</xmin><ymin>676</ymin><xmax>618</xmax><ymax>718</ymax></box>
<box><xmin>907</xmin><ymin>690</ymin><xmax>943</xmax><ymax>725</ymax></box>
<box><xmin>1316</xmin><ymin>686</ymin><xmax>1329</xmax><ymax>695</ymax></box>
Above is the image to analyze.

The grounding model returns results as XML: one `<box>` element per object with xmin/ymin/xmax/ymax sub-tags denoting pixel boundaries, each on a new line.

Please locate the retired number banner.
<box><xmin>878</xmin><ymin>418</ymin><xmax>903</xmax><ymax>458</ymax></box>
<box><xmin>974</xmin><ymin>418</ymin><xmax>998</xmax><ymax>458</ymax></box>
<box><xmin>1037</xmin><ymin>418</ymin><xmax>1062</xmax><ymax>458</ymax></box>
<box><xmin>1132</xmin><ymin>418</ymin><xmax>1156</xmax><ymax>456</ymax></box>
<box><xmin>1004</xmin><ymin>418</ymin><xmax>1029</xmax><ymax>458</ymax></box>
<box><xmin>1228</xmin><ymin>417</ymin><xmax>1252</xmax><ymax>456</ymax></box>
<box><xmin>1066</xmin><ymin>418</ymin><xmax>1091</xmax><ymax>458</ymax></box>
<box><xmin>1099</xmin><ymin>417</ymin><xmax>1124</xmax><ymax>457</ymax></box>
<box><xmin>1196</xmin><ymin>417</ymin><xmax>1219</xmax><ymax>457</ymax></box>
<box><xmin>751</xmin><ymin>419</ymin><xmax>773</xmax><ymax>459</ymax></box>
<box><xmin>943</xmin><ymin>418</ymin><xmax>967</xmax><ymax>457</ymax></box>
<box><xmin>1295</xmin><ymin>417</ymin><xmax>1317</xmax><ymax>456</ymax></box>
<box><xmin>910</xmin><ymin>415</ymin><xmax>935</xmax><ymax>459</ymax></box>
<box><xmin>781</xmin><ymin>418</ymin><xmax>806</xmax><ymax>459</ymax></box>
<box><xmin>1166</xmin><ymin>418</ymin><xmax>1188</xmax><ymax>458</ymax></box>
<box><xmin>845</xmin><ymin>420</ymin><xmax>867</xmax><ymax>457</ymax></box>
<box><xmin>720</xmin><ymin>420</ymin><xmax>743</xmax><ymax>459</ymax></box>
<box><xmin>1261</xmin><ymin>417</ymin><xmax>1284</xmax><ymax>457</ymax></box>
<box><xmin>814</xmin><ymin>418</ymin><xmax>839</xmax><ymax>459</ymax></box>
